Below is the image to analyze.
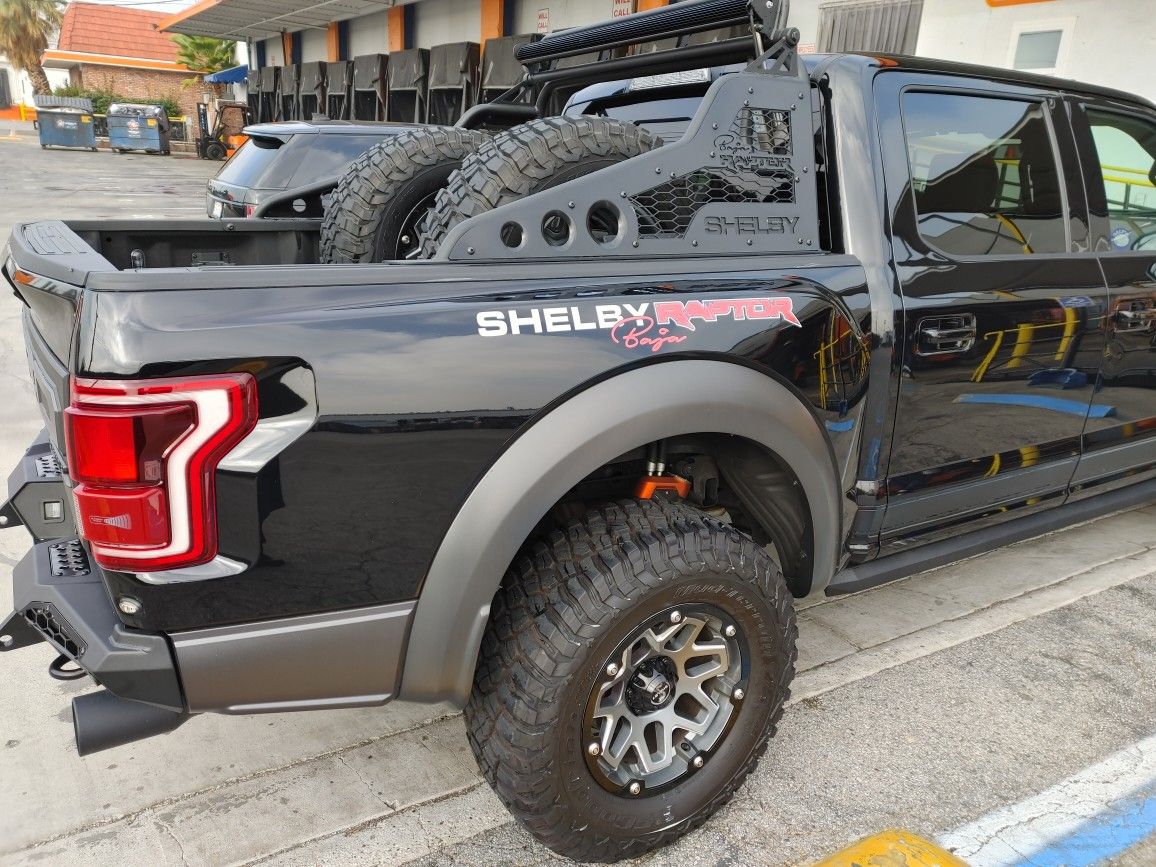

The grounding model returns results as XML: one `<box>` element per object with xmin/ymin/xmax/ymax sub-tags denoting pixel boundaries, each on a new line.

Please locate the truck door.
<box><xmin>1066</xmin><ymin>97</ymin><xmax>1156</xmax><ymax>495</ymax></box>
<box><xmin>873</xmin><ymin>72</ymin><xmax>1108</xmax><ymax>553</ymax></box>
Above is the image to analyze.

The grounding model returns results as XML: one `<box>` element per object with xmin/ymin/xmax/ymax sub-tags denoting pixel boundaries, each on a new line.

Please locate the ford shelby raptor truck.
<box><xmin>3</xmin><ymin>0</ymin><xmax>1156</xmax><ymax>861</ymax></box>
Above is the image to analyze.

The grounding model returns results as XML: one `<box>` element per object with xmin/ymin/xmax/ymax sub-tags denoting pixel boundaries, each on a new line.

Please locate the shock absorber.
<box><xmin>635</xmin><ymin>440</ymin><xmax>691</xmax><ymax>500</ymax></box>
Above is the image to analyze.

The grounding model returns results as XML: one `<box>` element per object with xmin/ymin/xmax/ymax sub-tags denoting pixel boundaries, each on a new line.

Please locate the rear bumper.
<box><xmin>2</xmin><ymin>538</ymin><xmax>185</xmax><ymax>711</ymax></box>
<box><xmin>1</xmin><ymin>434</ymin><xmax>185</xmax><ymax>711</ymax></box>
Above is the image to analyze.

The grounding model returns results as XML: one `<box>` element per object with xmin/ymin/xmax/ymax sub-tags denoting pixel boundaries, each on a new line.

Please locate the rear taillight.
<box><xmin>65</xmin><ymin>374</ymin><xmax>258</xmax><ymax>572</ymax></box>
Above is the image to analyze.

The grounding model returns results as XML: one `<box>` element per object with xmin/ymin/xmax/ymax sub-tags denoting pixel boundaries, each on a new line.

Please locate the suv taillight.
<box><xmin>64</xmin><ymin>374</ymin><xmax>257</xmax><ymax>572</ymax></box>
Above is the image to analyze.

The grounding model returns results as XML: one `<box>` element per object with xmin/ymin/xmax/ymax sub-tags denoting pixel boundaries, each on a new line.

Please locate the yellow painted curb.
<box><xmin>812</xmin><ymin>829</ymin><xmax>969</xmax><ymax>867</ymax></box>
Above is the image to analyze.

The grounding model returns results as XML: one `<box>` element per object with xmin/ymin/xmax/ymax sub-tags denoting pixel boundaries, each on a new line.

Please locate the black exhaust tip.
<box><xmin>72</xmin><ymin>689</ymin><xmax>188</xmax><ymax>757</ymax></box>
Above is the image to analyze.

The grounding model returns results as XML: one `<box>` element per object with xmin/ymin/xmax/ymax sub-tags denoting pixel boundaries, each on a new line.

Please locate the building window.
<box><xmin>1013</xmin><ymin>29</ymin><xmax>1062</xmax><ymax>70</ymax></box>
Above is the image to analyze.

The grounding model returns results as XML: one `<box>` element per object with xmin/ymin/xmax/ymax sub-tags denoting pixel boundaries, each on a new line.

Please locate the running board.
<box><xmin>827</xmin><ymin>479</ymin><xmax>1156</xmax><ymax>596</ymax></box>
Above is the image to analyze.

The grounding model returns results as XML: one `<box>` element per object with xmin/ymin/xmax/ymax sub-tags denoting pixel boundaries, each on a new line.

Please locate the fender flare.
<box><xmin>398</xmin><ymin>359</ymin><xmax>841</xmax><ymax>705</ymax></box>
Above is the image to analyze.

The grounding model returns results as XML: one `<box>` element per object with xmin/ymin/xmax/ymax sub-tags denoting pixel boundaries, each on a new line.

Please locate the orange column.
<box><xmin>388</xmin><ymin>6</ymin><xmax>406</xmax><ymax>52</ymax></box>
<box><xmin>327</xmin><ymin>22</ymin><xmax>340</xmax><ymax>60</ymax></box>
<box><xmin>636</xmin><ymin>0</ymin><xmax>668</xmax><ymax>11</ymax></box>
<box><xmin>481</xmin><ymin>0</ymin><xmax>504</xmax><ymax>43</ymax></box>
<box><xmin>281</xmin><ymin>30</ymin><xmax>293</xmax><ymax>63</ymax></box>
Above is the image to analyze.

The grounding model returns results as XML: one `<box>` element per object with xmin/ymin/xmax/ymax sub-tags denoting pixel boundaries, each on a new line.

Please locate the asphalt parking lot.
<box><xmin>0</xmin><ymin>134</ymin><xmax>1154</xmax><ymax>867</ymax></box>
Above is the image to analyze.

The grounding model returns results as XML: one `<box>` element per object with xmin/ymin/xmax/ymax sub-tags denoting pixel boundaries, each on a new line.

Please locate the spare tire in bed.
<box><xmin>418</xmin><ymin>117</ymin><xmax>659</xmax><ymax>259</ymax></box>
<box><xmin>320</xmin><ymin>127</ymin><xmax>491</xmax><ymax>263</ymax></box>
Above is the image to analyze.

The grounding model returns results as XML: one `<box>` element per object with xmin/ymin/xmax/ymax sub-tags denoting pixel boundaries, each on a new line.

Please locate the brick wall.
<box><xmin>71</xmin><ymin>64</ymin><xmax>208</xmax><ymax>135</ymax></box>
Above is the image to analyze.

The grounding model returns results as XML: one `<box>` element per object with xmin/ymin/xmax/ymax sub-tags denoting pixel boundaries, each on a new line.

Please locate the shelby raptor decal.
<box><xmin>476</xmin><ymin>297</ymin><xmax>801</xmax><ymax>352</ymax></box>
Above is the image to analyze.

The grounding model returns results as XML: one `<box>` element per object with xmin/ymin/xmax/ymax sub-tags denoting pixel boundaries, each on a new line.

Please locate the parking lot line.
<box><xmin>939</xmin><ymin>733</ymin><xmax>1156</xmax><ymax>867</ymax></box>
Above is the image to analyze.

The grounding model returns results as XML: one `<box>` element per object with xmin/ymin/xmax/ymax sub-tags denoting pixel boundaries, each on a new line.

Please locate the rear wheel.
<box><xmin>205</xmin><ymin>141</ymin><xmax>227</xmax><ymax>161</ymax></box>
<box><xmin>466</xmin><ymin>499</ymin><xmax>796</xmax><ymax>862</ymax></box>
<box><xmin>320</xmin><ymin>127</ymin><xmax>490</xmax><ymax>263</ymax></box>
<box><xmin>418</xmin><ymin>117</ymin><xmax>658</xmax><ymax>258</ymax></box>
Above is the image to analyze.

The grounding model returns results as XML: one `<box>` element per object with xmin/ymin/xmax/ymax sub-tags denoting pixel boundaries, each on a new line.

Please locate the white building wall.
<box><xmin>300</xmin><ymin>27</ymin><xmax>330</xmax><ymax>63</ymax></box>
<box><xmin>262</xmin><ymin>36</ymin><xmax>284</xmax><ymax>67</ymax></box>
<box><xmin>916</xmin><ymin>0</ymin><xmax>1156</xmax><ymax>104</ymax></box>
<box><xmin>348</xmin><ymin>10</ymin><xmax>390</xmax><ymax>56</ymax></box>
<box><xmin>417</xmin><ymin>0</ymin><xmax>481</xmax><ymax>45</ymax></box>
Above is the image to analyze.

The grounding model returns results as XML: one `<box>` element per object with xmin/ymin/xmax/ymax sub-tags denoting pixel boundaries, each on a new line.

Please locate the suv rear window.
<box><xmin>215</xmin><ymin>135</ymin><xmax>300</xmax><ymax>190</ymax></box>
<box><xmin>215</xmin><ymin>132</ymin><xmax>393</xmax><ymax>191</ymax></box>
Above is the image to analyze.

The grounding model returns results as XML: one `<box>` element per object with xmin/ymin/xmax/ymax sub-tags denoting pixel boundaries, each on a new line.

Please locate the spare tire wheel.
<box><xmin>418</xmin><ymin>117</ymin><xmax>659</xmax><ymax>259</ymax></box>
<box><xmin>320</xmin><ymin>127</ymin><xmax>491</xmax><ymax>263</ymax></box>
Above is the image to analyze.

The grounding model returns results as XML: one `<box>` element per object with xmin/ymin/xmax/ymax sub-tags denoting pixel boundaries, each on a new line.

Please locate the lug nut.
<box><xmin>692</xmin><ymin>755</ymin><xmax>704</xmax><ymax>768</ymax></box>
<box><xmin>588</xmin><ymin>743</ymin><xmax>601</xmax><ymax>757</ymax></box>
<box><xmin>606</xmin><ymin>662</ymin><xmax>620</xmax><ymax>677</ymax></box>
<box><xmin>733</xmin><ymin>687</ymin><xmax>745</xmax><ymax>701</ymax></box>
<box><xmin>724</xmin><ymin>625</ymin><xmax>736</xmax><ymax>638</ymax></box>
<box><xmin>117</xmin><ymin>597</ymin><xmax>142</xmax><ymax>616</ymax></box>
<box><xmin>670</xmin><ymin>610</ymin><xmax>683</xmax><ymax>624</ymax></box>
<box><xmin>628</xmin><ymin>781</ymin><xmax>642</xmax><ymax>795</ymax></box>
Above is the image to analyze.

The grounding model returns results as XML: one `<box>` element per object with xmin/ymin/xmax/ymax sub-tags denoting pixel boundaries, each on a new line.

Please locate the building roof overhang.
<box><xmin>41</xmin><ymin>49</ymin><xmax>193</xmax><ymax>72</ymax></box>
<box><xmin>159</xmin><ymin>0</ymin><xmax>403</xmax><ymax>40</ymax></box>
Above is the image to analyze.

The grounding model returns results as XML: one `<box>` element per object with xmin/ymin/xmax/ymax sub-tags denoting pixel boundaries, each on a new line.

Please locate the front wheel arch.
<box><xmin>397</xmin><ymin>359</ymin><xmax>841</xmax><ymax>706</ymax></box>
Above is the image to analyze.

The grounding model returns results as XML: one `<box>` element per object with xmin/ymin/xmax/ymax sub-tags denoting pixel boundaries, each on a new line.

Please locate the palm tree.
<box><xmin>172</xmin><ymin>34</ymin><xmax>236</xmax><ymax>74</ymax></box>
<box><xmin>0</xmin><ymin>0</ymin><xmax>62</xmax><ymax>96</ymax></box>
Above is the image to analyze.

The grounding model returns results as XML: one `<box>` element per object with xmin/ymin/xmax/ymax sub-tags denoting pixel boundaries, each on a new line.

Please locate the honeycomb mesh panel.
<box><xmin>49</xmin><ymin>540</ymin><xmax>90</xmax><ymax>578</ymax></box>
<box><xmin>24</xmin><ymin>602</ymin><xmax>86</xmax><ymax>659</ymax></box>
<box><xmin>631</xmin><ymin>105</ymin><xmax>796</xmax><ymax>239</ymax></box>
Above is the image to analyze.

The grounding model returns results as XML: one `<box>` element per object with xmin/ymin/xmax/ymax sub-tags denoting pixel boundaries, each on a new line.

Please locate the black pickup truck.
<box><xmin>3</xmin><ymin>0</ymin><xmax>1155</xmax><ymax>861</ymax></box>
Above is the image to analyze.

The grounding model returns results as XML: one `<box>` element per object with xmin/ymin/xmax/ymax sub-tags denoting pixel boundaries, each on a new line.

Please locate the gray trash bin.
<box><xmin>32</xmin><ymin>95</ymin><xmax>97</xmax><ymax>151</ymax></box>
<box><xmin>107</xmin><ymin>103</ymin><xmax>171</xmax><ymax>155</ymax></box>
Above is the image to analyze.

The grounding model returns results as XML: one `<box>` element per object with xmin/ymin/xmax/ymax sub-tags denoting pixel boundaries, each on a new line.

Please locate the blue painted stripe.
<box><xmin>955</xmin><ymin>393</ymin><xmax>1116</xmax><ymax>419</ymax></box>
<box><xmin>1012</xmin><ymin>784</ymin><xmax>1156</xmax><ymax>867</ymax></box>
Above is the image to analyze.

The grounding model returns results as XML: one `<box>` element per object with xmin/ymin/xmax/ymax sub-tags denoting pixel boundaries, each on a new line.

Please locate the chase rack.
<box><xmin>443</xmin><ymin>0</ymin><xmax>816</xmax><ymax>262</ymax></box>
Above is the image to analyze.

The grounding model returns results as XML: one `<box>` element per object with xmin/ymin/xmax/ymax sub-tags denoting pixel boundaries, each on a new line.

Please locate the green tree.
<box><xmin>172</xmin><ymin>34</ymin><xmax>235</xmax><ymax>74</ymax></box>
<box><xmin>0</xmin><ymin>0</ymin><xmax>62</xmax><ymax>96</ymax></box>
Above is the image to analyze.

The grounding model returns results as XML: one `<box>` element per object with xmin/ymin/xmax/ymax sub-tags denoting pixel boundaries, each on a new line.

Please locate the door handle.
<box><xmin>916</xmin><ymin>314</ymin><xmax>977</xmax><ymax>356</ymax></box>
<box><xmin>1114</xmin><ymin>307</ymin><xmax>1156</xmax><ymax>331</ymax></box>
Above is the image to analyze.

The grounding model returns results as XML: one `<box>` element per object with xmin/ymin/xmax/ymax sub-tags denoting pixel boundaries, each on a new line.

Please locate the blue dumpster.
<box><xmin>32</xmin><ymin>95</ymin><xmax>97</xmax><ymax>151</ymax></box>
<box><xmin>107</xmin><ymin>103</ymin><xmax>171</xmax><ymax>155</ymax></box>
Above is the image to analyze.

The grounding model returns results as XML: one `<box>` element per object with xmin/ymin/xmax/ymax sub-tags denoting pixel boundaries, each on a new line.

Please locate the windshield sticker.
<box><xmin>1111</xmin><ymin>227</ymin><xmax>1132</xmax><ymax>249</ymax></box>
<box><xmin>475</xmin><ymin>296</ymin><xmax>800</xmax><ymax>353</ymax></box>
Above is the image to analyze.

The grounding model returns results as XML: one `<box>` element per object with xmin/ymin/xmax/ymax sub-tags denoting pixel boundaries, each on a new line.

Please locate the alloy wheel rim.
<box><xmin>583</xmin><ymin>604</ymin><xmax>746</xmax><ymax>795</ymax></box>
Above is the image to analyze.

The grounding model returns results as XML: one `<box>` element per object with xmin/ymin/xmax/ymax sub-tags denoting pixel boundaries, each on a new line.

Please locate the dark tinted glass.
<box><xmin>214</xmin><ymin>135</ymin><xmax>304</xmax><ymax>190</ymax></box>
<box><xmin>1086</xmin><ymin>108</ymin><xmax>1156</xmax><ymax>251</ymax></box>
<box><xmin>286</xmin><ymin>133</ymin><xmax>398</xmax><ymax>186</ymax></box>
<box><xmin>902</xmin><ymin>92</ymin><xmax>1068</xmax><ymax>256</ymax></box>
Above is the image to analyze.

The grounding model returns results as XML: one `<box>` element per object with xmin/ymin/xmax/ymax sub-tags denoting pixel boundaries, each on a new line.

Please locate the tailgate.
<box><xmin>4</xmin><ymin>221</ymin><xmax>108</xmax><ymax>455</ymax></box>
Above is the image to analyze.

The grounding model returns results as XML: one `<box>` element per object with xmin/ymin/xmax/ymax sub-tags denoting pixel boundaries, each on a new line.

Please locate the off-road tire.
<box><xmin>320</xmin><ymin>127</ymin><xmax>491</xmax><ymax>263</ymax></box>
<box><xmin>465</xmin><ymin>498</ymin><xmax>796</xmax><ymax>863</ymax></box>
<box><xmin>418</xmin><ymin>117</ymin><xmax>658</xmax><ymax>258</ymax></box>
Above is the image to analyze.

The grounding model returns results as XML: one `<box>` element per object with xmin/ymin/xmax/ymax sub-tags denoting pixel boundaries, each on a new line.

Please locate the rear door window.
<box><xmin>1084</xmin><ymin>108</ymin><xmax>1156</xmax><ymax>251</ymax></box>
<box><xmin>901</xmin><ymin>91</ymin><xmax>1070</xmax><ymax>256</ymax></box>
<box><xmin>286</xmin><ymin>134</ymin><xmax>395</xmax><ymax>187</ymax></box>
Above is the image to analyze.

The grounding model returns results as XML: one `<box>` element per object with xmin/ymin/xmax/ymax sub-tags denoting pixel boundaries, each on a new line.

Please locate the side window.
<box><xmin>901</xmin><ymin>92</ymin><xmax>1069</xmax><ymax>256</ymax></box>
<box><xmin>1085</xmin><ymin>108</ymin><xmax>1156</xmax><ymax>251</ymax></box>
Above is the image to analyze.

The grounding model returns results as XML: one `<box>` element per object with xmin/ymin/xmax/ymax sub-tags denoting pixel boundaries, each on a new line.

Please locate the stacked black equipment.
<box><xmin>352</xmin><ymin>53</ymin><xmax>389</xmax><ymax>120</ymax></box>
<box><xmin>479</xmin><ymin>34</ymin><xmax>540</xmax><ymax>104</ymax></box>
<box><xmin>386</xmin><ymin>48</ymin><xmax>429</xmax><ymax>123</ymax></box>
<box><xmin>426</xmin><ymin>42</ymin><xmax>480</xmax><ymax>125</ymax></box>
<box><xmin>326</xmin><ymin>61</ymin><xmax>354</xmax><ymax>119</ymax></box>
<box><xmin>299</xmin><ymin>61</ymin><xmax>327</xmax><ymax>119</ymax></box>
<box><xmin>279</xmin><ymin>63</ymin><xmax>300</xmax><ymax>121</ymax></box>
<box><xmin>258</xmin><ymin>66</ymin><xmax>279</xmax><ymax>122</ymax></box>
<box><xmin>246</xmin><ymin>68</ymin><xmax>260</xmax><ymax>122</ymax></box>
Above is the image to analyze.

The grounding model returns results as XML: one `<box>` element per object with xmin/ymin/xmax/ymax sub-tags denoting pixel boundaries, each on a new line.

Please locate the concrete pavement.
<box><xmin>0</xmin><ymin>134</ymin><xmax>1154</xmax><ymax>867</ymax></box>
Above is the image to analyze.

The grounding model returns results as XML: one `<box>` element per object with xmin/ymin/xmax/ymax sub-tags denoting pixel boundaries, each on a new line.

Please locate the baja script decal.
<box><xmin>475</xmin><ymin>296</ymin><xmax>800</xmax><ymax>353</ymax></box>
